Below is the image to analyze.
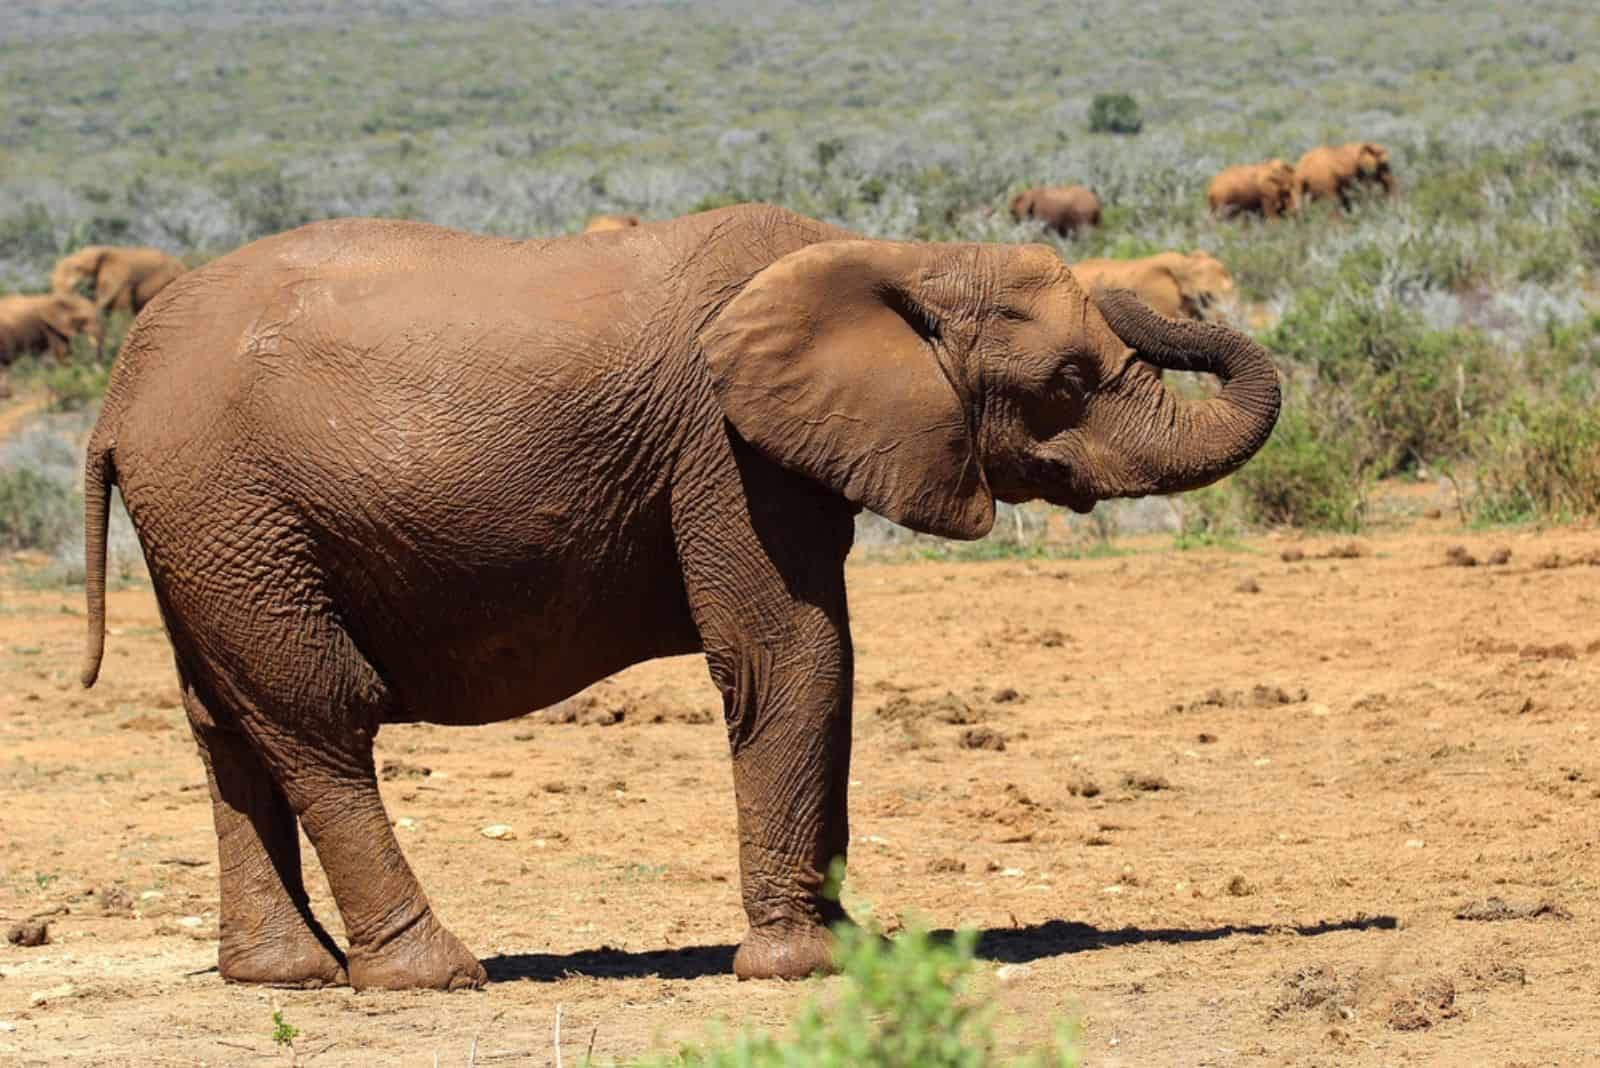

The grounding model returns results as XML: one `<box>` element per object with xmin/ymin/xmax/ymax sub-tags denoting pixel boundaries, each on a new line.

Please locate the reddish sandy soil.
<box><xmin>2</xmin><ymin>475</ymin><xmax>1598</xmax><ymax>1065</ymax></box>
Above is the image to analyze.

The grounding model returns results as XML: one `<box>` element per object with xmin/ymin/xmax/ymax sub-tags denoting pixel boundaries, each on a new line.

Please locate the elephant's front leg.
<box><xmin>717</xmin><ymin>611</ymin><xmax>853</xmax><ymax>980</ymax></box>
<box><xmin>680</xmin><ymin>481</ymin><xmax>858</xmax><ymax>980</ymax></box>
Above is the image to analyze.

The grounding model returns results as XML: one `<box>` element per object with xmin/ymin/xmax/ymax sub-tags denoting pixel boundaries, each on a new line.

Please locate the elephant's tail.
<box><xmin>80</xmin><ymin>437</ymin><xmax>116</xmax><ymax>688</ymax></box>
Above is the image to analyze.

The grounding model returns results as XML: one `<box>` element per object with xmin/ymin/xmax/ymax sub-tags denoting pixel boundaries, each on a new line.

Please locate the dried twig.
<box><xmin>584</xmin><ymin>1026</ymin><xmax>598</xmax><ymax>1067</ymax></box>
<box><xmin>553</xmin><ymin>1005</ymin><xmax>564</xmax><ymax>1068</ymax></box>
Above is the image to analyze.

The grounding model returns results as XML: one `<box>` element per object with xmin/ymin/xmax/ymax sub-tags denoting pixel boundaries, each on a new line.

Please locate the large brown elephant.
<box><xmin>582</xmin><ymin>214</ymin><xmax>641</xmax><ymax>233</ymax></box>
<box><xmin>81</xmin><ymin>204</ymin><xmax>1280</xmax><ymax>992</ymax></box>
<box><xmin>1295</xmin><ymin>142</ymin><xmax>1396</xmax><ymax>210</ymax></box>
<box><xmin>1070</xmin><ymin>251</ymin><xmax>1236</xmax><ymax>322</ymax></box>
<box><xmin>1206</xmin><ymin>160</ymin><xmax>1297</xmax><ymax>219</ymax></box>
<box><xmin>0</xmin><ymin>292</ymin><xmax>101</xmax><ymax>364</ymax></box>
<box><xmin>1008</xmin><ymin>185</ymin><xmax>1102</xmax><ymax>236</ymax></box>
<box><xmin>51</xmin><ymin>245</ymin><xmax>187</xmax><ymax>316</ymax></box>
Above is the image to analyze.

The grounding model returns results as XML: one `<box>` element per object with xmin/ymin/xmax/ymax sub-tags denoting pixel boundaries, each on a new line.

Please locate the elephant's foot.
<box><xmin>347</xmin><ymin>908</ymin><xmax>487</xmax><ymax>992</ymax></box>
<box><xmin>220</xmin><ymin>924</ymin><xmax>348</xmax><ymax>989</ymax></box>
<box><xmin>734</xmin><ymin>920</ymin><xmax>843</xmax><ymax>981</ymax></box>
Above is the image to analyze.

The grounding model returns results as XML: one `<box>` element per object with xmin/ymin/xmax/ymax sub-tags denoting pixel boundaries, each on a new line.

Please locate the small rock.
<box><xmin>177</xmin><ymin>916</ymin><xmax>204</xmax><ymax>929</ymax></box>
<box><xmin>1486</xmin><ymin>547</ymin><xmax>1512</xmax><ymax>566</ymax></box>
<box><xmin>1280</xmin><ymin>548</ymin><xmax>1305</xmax><ymax>562</ymax></box>
<box><xmin>1405</xmin><ymin>839</ymin><xmax>1426</xmax><ymax>849</ymax></box>
<box><xmin>139</xmin><ymin>890</ymin><xmax>164</xmax><ymax>901</ymax></box>
<box><xmin>394</xmin><ymin>816</ymin><xmax>418</xmax><ymax>831</ymax></box>
<box><xmin>6</xmin><ymin>920</ymin><xmax>49</xmax><ymax>947</ymax></box>
<box><xmin>998</xmin><ymin>867</ymin><xmax>1025</xmax><ymax>878</ymax></box>
<box><xmin>1234</xmin><ymin>577</ymin><xmax>1261</xmax><ymax>594</ymax></box>
<box><xmin>1121</xmin><ymin>772</ymin><xmax>1170</xmax><ymax>792</ymax></box>
<box><xmin>991</xmin><ymin>687</ymin><xmax>1022</xmax><ymax>704</ymax></box>
<box><xmin>480</xmin><ymin>824</ymin><xmax>516</xmax><ymax>840</ymax></box>
<box><xmin>995</xmin><ymin>963</ymin><xmax>1032</xmax><ymax>983</ymax></box>
<box><xmin>959</xmin><ymin>726</ymin><xmax>1007</xmax><ymax>751</ymax></box>
<box><xmin>0</xmin><ymin>1020</ymin><xmax>16</xmax><ymax>1033</ymax></box>
<box><xmin>28</xmin><ymin>983</ymin><xmax>75</xmax><ymax>1007</ymax></box>
<box><xmin>1197</xmin><ymin>732</ymin><xmax>1218</xmax><ymax>744</ymax></box>
<box><xmin>1445</xmin><ymin>545</ymin><xmax>1478</xmax><ymax>567</ymax></box>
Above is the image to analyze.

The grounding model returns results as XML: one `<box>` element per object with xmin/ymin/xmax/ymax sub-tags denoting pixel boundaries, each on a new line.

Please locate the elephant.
<box><xmin>1206</xmin><ymin>160</ymin><xmax>1297</xmax><ymax>219</ymax></box>
<box><xmin>1295</xmin><ymin>142</ymin><xmax>1396</xmax><ymax>210</ymax></box>
<box><xmin>582</xmin><ymin>214</ymin><xmax>641</xmax><ymax>233</ymax></box>
<box><xmin>80</xmin><ymin>204</ymin><xmax>1280</xmax><ymax>992</ymax></box>
<box><xmin>1069</xmin><ymin>251</ymin><xmax>1236</xmax><ymax>322</ymax></box>
<box><xmin>1008</xmin><ymin>185</ymin><xmax>1102</xmax><ymax>236</ymax></box>
<box><xmin>51</xmin><ymin>245</ymin><xmax>187</xmax><ymax>316</ymax></box>
<box><xmin>0</xmin><ymin>292</ymin><xmax>101</xmax><ymax>364</ymax></box>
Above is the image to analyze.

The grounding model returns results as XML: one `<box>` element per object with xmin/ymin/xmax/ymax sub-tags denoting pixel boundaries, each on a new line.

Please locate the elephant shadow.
<box><xmin>480</xmin><ymin>913</ymin><xmax>1398</xmax><ymax>984</ymax></box>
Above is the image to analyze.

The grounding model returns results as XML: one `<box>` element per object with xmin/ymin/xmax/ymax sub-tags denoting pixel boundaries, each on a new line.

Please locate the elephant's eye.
<box><xmin>992</xmin><ymin>304</ymin><xmax>1030</xmax><ymax>323</ymax></box>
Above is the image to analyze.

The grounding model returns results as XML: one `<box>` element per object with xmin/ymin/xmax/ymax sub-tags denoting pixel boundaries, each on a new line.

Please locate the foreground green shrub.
<box><xmin>1471</xmin><ymin>395</ymin><xmax>1600</xmax><ymax>523</ymax></box>
<box><xmin>0</xmin><ymin>467</ymin><xmax>77</xmax><ymax>551</ymax></box>
<box><xmin>1087</xmin><ymin>93</ymin><xmax>1142</xmax><ymax>135</ymax></box>
<box><xmin>1232</xmin><ymin>402</ymin><xmax>1370</xmax><ymax>531</ymax></box>
<box><xmin>638</xmin><ymin>924</ymin><xmax>1078</xmax><ymax>1068</ymax></box>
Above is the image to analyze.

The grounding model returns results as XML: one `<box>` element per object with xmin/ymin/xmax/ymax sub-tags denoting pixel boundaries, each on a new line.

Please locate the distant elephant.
<box><xmin>81</xmin><ymin>204</ymin><xmax>1280</xmax><ymax>992</ymax></box>
<box><xmin>1070</xmin><ymin>251</ymin><xmax>1237</xmax><ymax>322</ymax></box>
<box><xmin>582</xmin><ymin>214</ymin><xmax>641</xmax><ymax>233</ymax></box>
<box><xmin>1295</xmin><ymin>142</ymin><xmax>1396</xmax><ymax>210</ymax></box>
<box><xmin>1008</xmin><ymin>185</ymin><xmax>1102</xmax><ymax>236</ymax></box>
<box><xmin>51</xmin><ymin>245</ymin><xmax>187</xmax><ymax>316</ymax></box>
<box><xmin>0</xmin><ymin>292</ymin><xmax>101</xmax><ymax>365</ymax></box>
<box><xmin>1206</xmin><ymin>160</ymin><xmax>1297</xmax><ymax>219</ymax></box>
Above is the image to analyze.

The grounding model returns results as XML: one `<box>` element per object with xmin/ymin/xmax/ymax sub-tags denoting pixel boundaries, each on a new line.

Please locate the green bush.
<box><xmin>1471</xmin><ymin>395</ymin><xmax>1600</xmax><ymax>523</ymax></box>
<box><xmin>1087</xmin><ymin>93</ymin><xmax>1142</xmax><ymax>135</ymax></box>
<box><xmin>0</xmin><ymin>468</ymin><xmax>77</xmax><ymax>552</ymax></box>
<box><xmin>1262</xmin><ymin>272</ymin><xmax>1504</xmax><ymax>474</ymax></box>
<box><xmin>637</xmin><ymin>924</ymin><xmax>1078</xmax><ymax>1068</ymax></box>
<box><xmin>1232</xmin><ymin>402</ymin><xmax>1370</xmax><ymax>531</ymax></box>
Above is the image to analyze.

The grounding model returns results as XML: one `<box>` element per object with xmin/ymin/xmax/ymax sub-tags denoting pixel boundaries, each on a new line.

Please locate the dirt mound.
<box><xmin>1172</xmin><ymin>683</ymin><xmax>1309</xmax><ymax>712</ymax></box>
<box><xmin>876</xmin><ymin>691</ymin><xmax>985</xmax><ymax>725</ymax></box>
<box><xmin>1453</xmin><ymin>897</ymin><xmax>1572</xmax><ymax>922</ymax></box>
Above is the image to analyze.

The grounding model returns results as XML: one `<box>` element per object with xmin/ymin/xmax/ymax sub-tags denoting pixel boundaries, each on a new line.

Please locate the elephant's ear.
<box><xmin>699</xmin><ymin>240</ymin><xmax>995</xmax><ymax>540</ymax></box>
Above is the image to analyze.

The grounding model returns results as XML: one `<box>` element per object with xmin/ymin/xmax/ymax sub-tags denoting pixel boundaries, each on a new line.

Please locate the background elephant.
<box><xmin>1070</xmin><ymin>251</ymin><xmax>1237</xmax><ymax>322</ymax></box>
<box><xmin>1295</xmin><ymin>141</ymin><xmax>1396</xmax><ymax>209</ymax></box>
<box><xmin>81</xmin><ymin>204</ymin><xmax>1279</xmax><ymax>992</ymax></box>
<box><xmin>0</xmin><ymin>292</ymin><xmax>101</xmax><ymax>364</ymax></box>
<box><xmin>1206</xmin><ymin>160</ymin><xmax>1297</xmax><ymax>219</ymax></box>
<box><xmin>50</xmin><ymin>245</ymin><xmax>186</xmax><ymax>316</ymax></box>
<box><xmin>1008</xmin><ymin>185</ymin><xmax>1102</xmax><ymax>236</ymax></box>
<box><xmin>582</xmin><ymin>213</ymin><xmax>642</xmax><ymax>233</ymax></box>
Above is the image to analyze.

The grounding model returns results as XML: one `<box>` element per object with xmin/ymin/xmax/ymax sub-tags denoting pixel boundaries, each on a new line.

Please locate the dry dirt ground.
<box><xmin>2</xmin><ymin>494</ymin><xmax>1598</xmax><ymax>1065</ymax></box>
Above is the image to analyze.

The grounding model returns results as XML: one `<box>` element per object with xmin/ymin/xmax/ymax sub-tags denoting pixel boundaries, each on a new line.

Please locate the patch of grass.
<box><xmin>1088</xmin><ymin>93</ymin><xmax>1142</xmax><ymax>135</ymax></box>
<box><xmin>1470</xmin><ymin>395</ymin><xmax>1600</xmax><ymax>523</ymax></box>
<box><xmin>1232</xmin><ymin>403</ymin><xmax>1371</xmax><ymax>532</ymax></box>
<box><xmin>0</xmin><ymin>467</ymin><xmax>76</xmax><ymax>551</ymax></box>
<box><xmin>636</xmin><ymin>922</ymin><xmax>1079</xmax><ymax>1068</ymax></box>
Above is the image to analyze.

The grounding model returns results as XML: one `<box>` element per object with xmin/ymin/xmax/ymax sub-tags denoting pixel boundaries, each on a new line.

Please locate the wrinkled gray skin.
<box><xmin>81</xmin><ymin>204</ymin><xmax>1280</xmax><ymax>991</ymax></box>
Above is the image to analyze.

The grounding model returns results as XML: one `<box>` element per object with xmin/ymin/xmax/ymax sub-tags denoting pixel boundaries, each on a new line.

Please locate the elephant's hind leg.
<box><xmin>182</xmin><ymin>673</ymin><xmax>347</xmax><ymax>988</ymax></box>
<box><xmin>228</xmin><ymin>614</ymin><xmax>486</xmax><ymax>992</ymax></box>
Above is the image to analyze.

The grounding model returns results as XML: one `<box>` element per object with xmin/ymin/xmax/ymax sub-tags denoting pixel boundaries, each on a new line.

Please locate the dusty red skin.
<box><xmin>1009</xmin><ymin>185</ymin><xmax>1103</xmax><ymax>235</ymax></box>
<box><xmin>50</xmin><ymin>245</ymin><xmax>187</xmax><ymax>317</ymax></box>
<box><xmin>1295</xmin><ymin>142</ymin><xmax>1397</xmax><ymax>210</ymax></box>
<box><xmin>79</xmin><ymin>203</ymin><xmax>1278</xmax><ymax>990</ymax></box>
<box><xmin>0</xmin><ymin>292</ymin><xmax>101</xmax><ymax>365</ymax></box>
<box><xmin>1207</xmin><ymin>160</ymin><xmax>1298</xmax><ymax>219</ymax></box>
<box><xmin>1070</xmin><ymin>251</ymin><xmax>1237</xmax><ymax>322</ymax></box>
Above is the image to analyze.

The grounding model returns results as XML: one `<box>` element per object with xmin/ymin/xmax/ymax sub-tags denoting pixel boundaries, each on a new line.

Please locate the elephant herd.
<box><xmin>0</xmin><ymin>245</ymin><xmax>187</xmax><ymax>366</ymax></box>
<box><xmin>1004</xmin><ymin>140</ymin><xmax>1395</xmax><ymax>323</ymax></box>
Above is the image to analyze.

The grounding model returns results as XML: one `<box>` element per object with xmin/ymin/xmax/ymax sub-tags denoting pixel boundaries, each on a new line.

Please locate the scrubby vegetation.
<box><xmin>635</xmin><ymin>923</ymin><xmax>1078</xmax><ymax>1068</ymax></box>
<box><xmin>0</xmin><ymin>0</ymin><xmax>1596</xmax><ymax>568</ymax></box>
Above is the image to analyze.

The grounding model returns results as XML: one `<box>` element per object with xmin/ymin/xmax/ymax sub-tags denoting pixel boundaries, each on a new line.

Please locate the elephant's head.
<box><xmin>51</xmin><ymin>247</ymin><xmax>106</xmax><ymax>299</ymax></box>
<box><xmin>699</xmin><ymin>241</ymin><xmax>1280</xmax><ymax>538</ymax></box>
<box><xmin>1354</xmin><ymin>142</ymin><xmax>1395</xmax><ymax>195</ymax></box>
<box><xmin>1182</xmin><ymin>251</ymin><xmax>1237</xmax><ymax>317</ymax></box>
<box><xmin>53</xmin><ymin>293</ymin><xmax>102</xmax><ymax>345</ymax></box>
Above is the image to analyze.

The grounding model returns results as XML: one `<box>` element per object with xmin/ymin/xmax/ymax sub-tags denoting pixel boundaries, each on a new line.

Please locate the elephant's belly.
<box><xmin>368</xmin><ymin>570</ymin><xmax>705</xmax><ymax>727</ymax></box>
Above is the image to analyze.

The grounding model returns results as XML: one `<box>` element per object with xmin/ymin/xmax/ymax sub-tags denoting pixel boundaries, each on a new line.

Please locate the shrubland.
<box><xmin>0</xmin><ymin>0</ymin><xmax>1595</xmax><ymax>564</ymax></box>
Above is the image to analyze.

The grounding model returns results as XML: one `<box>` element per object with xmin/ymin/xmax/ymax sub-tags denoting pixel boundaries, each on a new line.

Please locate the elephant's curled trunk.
<box><xmin>1094</xmin><ymin>288</ymin><xmax>1281</xmax><ymax>494</ymax></box>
